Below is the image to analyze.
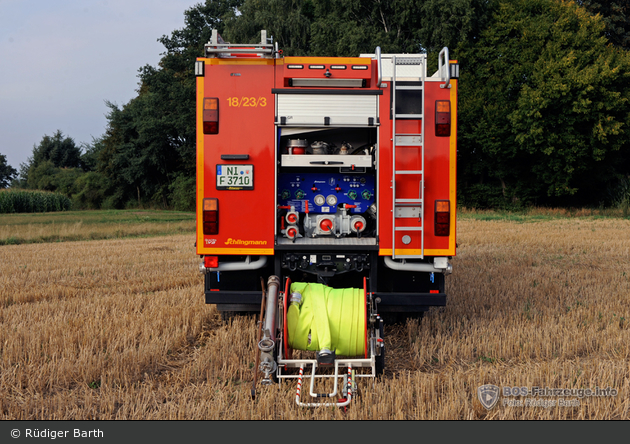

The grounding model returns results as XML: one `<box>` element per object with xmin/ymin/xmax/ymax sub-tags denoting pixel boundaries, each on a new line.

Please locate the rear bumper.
<box><xmin>205</xmin><ymin>290</ymin><xmax>445</xmax><ymax>312</ymax></box>
<box><xmin>372</xmin><ymin>292</ymin><xmax>446</xmax><ymax>312</ymax></box>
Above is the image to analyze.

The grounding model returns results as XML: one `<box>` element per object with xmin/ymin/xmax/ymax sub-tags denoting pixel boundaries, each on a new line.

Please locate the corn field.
<box><xmin>0</xmin><ymin>189</ymin><xmax>71</xmax><ymax>214</ymax></box>
<box><xmin>0</xmin><ymin>217</ymin><xmax>629</xmax><ymax>419</ymax></box>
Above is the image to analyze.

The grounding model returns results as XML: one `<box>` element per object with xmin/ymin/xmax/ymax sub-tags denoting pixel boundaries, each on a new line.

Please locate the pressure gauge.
<box><xmin>326</xmin><ymin>194</ymin><xmax>337</xmax><ymax>206</ymax></box>
<box><xmin>314</xmin><ymin>194</ymin><xmax>326</xmax><ymax>206</ymax></box>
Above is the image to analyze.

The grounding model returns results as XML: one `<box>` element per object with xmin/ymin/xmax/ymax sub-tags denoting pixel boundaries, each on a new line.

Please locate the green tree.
<box><xmin>13</xmin><ymin>131</ymin><xmax>110</xmax><ymax>209</ymax></box>
<box><xmin>457</xmin><ymin>0</ymin><xmax>630</xmax><ymax>207</ymax></box>
<box><xmin>27</xmin><ymin>160</ymin><xmax>59</xmax><ymax>191</ymax></box>
<box><xmin>73</xmin><ymin>171</ymin><xmax>110</xmax><ymax>209</ymax></box>
<box><xmin>578</xmin><ymin>0</ymin><xmax>630</xmax><ymax>49</ymax></box>
<box><xmin>307</xmin><ymin>0</ymin><xmax>421</xmax><ymax>56</ymax></box>
<box><xmin>225</xmin><ymin>0</ymin><xmax>314</xmax><ymax>55</ymax></box>
<box><xmin>224</xmin><ymin>0</ymin><xmax>491</xmax><ymax>57</ymax></box>
<box><xmin>98</xmin><ymin>1</ymin><xmax>241</xmax><ymax>209</ymax></box>
<box><xmin>0</xmin><ymin>153</ymin><xmax>17</xmax><ymax>188</ymax></box>
<box><xmin>30</xmin><ymin>130</ymin><xmax>82</xmax><ymax>170</ymax></box>
<box><xmin>418</xmin><ymin>0</ymin><xmax>494</xmax><ymax>54</ymax></box>
<box><xmin>99</xmin><ymin>99</ymin><xmax>167</xmax><ymax>208</ymax></box>
<box><xmin>25</xmin><ymin>160</ymin><xmax>84</xmax><ymax>196</ymax></box>
<box><xmin>19</xmin><ymin>130</ymin><xmax>83</xmax><ymax>189</ymax></box>
<box><xmin>80</xmin><ymin>137</ymin><xmax>105</xmax><ymax>172</ymax></box>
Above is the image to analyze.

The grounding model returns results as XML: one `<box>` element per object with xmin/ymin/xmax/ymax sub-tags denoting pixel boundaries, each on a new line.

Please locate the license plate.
<box><xmin>216</xmin><ymin>164</ymin><xmax>254</xmax><ymax>190</ymax></box>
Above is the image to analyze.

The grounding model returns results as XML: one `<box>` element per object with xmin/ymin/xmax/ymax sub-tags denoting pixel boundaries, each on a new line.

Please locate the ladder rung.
<box><xmin>395</xmin><ymin>85</ymin><xmax>423</xmax><ymax>90</ymax></box>
<box><xmin>394</xmin><ymin>227</ymin><xmax>423</xmax><ymax>231</ymax></box>
<box><xmin>395</xmin><ymin>114</ymin><xmax>423</xmax><ymax>119</ymax></box>
<box><xmin>395</xmin><ymin>199</ymin><xmax>423</xmax><ymax>204</ymax></box>
<box><xmin>395</xmin><ymin>141</ymin><xmax>422</xmax><ymax>147</ymax></box>
<box><xmin>395</xmin><ymin>170</ymin><xmax>423</xmax><ymax>175</ymax></box>
<box><xmin>394</xmin><ymin>134</ymin><xmax>422</xmax><ymax>146</ymax></box>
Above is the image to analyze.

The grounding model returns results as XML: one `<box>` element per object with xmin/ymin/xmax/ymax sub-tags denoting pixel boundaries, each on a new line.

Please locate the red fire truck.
<box><xmin>196</xmin><ymin>30</ymin><xmax>458</xmax><ymax>398</ymax></box>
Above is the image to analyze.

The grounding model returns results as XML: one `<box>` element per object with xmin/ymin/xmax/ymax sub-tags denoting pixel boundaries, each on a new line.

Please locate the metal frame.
<box><xmin>272</xmin><ymin>277</ymin><xmax>381</xmax><ymax>407</ymax></box>
<box><xmin>277</xmin><ymin>348</ymin><xmax>377</xmax><ymax>408</ymax></box>
<box><xmin>294</xmin><ymin>363</ymin><xmax>354</xmax><ymax>408</ymax></box>
<box><xmin>205</xmin><ymin>29</ymin><xmax>275</xmax><ymax>58</ymax></box>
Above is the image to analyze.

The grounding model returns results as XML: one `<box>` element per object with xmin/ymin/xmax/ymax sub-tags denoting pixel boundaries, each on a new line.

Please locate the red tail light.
<box><xmin>203</xmin><ymin>198</ymin><xmax>219</xmax><ymax>234</ymax></box>
<box><xmin>435</xmin><ymin>200</ymin><xmax>450</xmax><ymax>236</ymax></box>
<box><xmin>204</xmin><ymin>256</ymin><xmax>219</xmax><ymax>268</ymax></box>
<box><xmin>435</xmin><ymin>100</ymin><xmax>451</xmax><ymax>137</ymax></box>
<box><xmin>203</xmin><ymin>98</ymin><xmax>219</xmax><ymax>134</ymax></box>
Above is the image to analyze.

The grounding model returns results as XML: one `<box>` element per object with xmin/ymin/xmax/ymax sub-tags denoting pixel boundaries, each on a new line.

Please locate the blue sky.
<box><xmin>0</xmin><ymin>0</ymin><xmax>202</xmax><ymax>170</ymax></box>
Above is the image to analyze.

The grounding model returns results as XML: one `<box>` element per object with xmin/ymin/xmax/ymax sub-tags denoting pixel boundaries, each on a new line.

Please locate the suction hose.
<box><xmin>259</xmin><ymin>275</ymin><xmax>280</xmax><ymax>384</ymax></box>
<box><xmin>287</xmin><ymin>283</ymin><xmax>365</xmax><ymax>357</ymax></box>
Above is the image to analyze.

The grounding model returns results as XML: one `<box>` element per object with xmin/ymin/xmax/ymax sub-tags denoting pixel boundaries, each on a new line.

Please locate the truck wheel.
<box><xmin>220</xmin><ymin>311</ymin><xmax>237</xmax><ymax>322</ymax></box>
<box><xmin>375</xmin><ymin>317</ymin><xmax>385</xmax><ymax>376</ymax></box>
<box><xmin>220</xmin><ymin>311</ymin><xmax>253</xmax><ymax>323</ymax></box>
<box><xmin>376</xmin><ymin>343</ymin><xmax>385</xmax><ymax>377</ymax></box>
<box><xmin>406</xmin><ymin>311</ymin><xmax>425</xmax><ymax>322</ymax></box>
<box><xmin>381</xmin><ymin>313</ymin><xmax>402</xmax><ymax>325</ymax></box>
<box><xmin>270</xmin><ymin>343</ymin><xmax>280</xmax><ymax>384</ymax></box>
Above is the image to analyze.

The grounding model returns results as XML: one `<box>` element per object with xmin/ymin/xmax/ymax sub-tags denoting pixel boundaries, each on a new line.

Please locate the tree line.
<box><xmin>2</xmin><ymin>0</ymin><xmax>629</xmax><ymax>210</ymax></box>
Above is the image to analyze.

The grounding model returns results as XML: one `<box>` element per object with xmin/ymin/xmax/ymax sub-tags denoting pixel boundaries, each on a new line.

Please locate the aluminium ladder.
<box><xmin>391</xmin><ymin>55</ymin><xmax>426</xmax><ymax>259</ymax></box>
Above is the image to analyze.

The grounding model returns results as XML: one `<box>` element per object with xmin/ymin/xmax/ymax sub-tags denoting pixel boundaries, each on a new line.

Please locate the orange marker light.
<box><xmin>203</xmin><ymin>198</ymin><xmax>218</xmax><ymax>211</ymax></box>
<box><xmin>204</xmin><ymin>98</ymin><xmax>218</xmax><ymax>110</ymax></box>
<box><xmin>435</xmin><ymin>200</ymin><xmax>450</xmax><ymax>213</ymax></box>
<box><xmin>203</xmin><ymin>97</ymin><xmax>219</xmax><ymax>134</ymax></box>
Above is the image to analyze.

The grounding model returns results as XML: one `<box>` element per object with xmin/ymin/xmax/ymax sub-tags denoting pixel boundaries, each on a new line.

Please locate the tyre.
<box><xmin>375</xmin><ymin>343</ymin><xmax>385</xmax><ymax>376</ymax></box>
<box><xmin>375</xmin><ymin>316</ymin><xmax>385</xmax><ymax>376</ymax></box>
<box><xmin>220</xmin><ymin>310</ymin><xmax>254</xmax><ymax>323</ymax></box>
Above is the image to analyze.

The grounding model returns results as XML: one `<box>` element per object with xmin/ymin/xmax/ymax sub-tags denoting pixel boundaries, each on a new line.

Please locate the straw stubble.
<box><xmin>1</xmin><ymin>218</ymin><xmax>628</xmax><ymax>419</ymax></box>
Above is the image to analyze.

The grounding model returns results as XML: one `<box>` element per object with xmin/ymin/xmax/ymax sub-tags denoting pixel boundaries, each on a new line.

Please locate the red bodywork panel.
<box><xmin>196</xmin><ymin>59</ymin><xmax>276</xmax><ymax>255</ymax></box>
<box><xmin>280</xmin><ymin>56</ymin><xmax>374</xmax><ymax>87</ymax></box>
<box><xmin>196</xmin><ymin>53</ymin><xmax>457</xmax><ymax>259</ymax></box>
<box><xmin>377</xmin><ymin>78</ymin><xmax>457</xmax><ymax>256</ymax></box>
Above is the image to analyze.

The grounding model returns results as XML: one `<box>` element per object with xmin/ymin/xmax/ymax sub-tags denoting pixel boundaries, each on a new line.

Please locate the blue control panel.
<box><xmin>278</xmin><ymin>172</ymin><xmax>375</xmax><ymax>214</ymax></box>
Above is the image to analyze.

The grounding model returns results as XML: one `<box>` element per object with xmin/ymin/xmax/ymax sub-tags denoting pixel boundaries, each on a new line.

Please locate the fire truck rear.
<box><xmin>195</xmin><ymin>30</ymin><xmax>458</xmax><ymax>404</ymax></box>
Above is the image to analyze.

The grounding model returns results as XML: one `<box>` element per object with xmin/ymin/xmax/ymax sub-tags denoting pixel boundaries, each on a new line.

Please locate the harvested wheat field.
<box><xmin>1</xmin><ymin>216</ymin><xmax>629</xmax><ymax>419</ymax></box>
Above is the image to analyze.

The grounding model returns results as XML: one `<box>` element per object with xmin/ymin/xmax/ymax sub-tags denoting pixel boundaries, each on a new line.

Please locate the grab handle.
<box><xmin>438</xmin><ymin>47</ymin><xmax>451</xmax><ymax>89</ymax></box>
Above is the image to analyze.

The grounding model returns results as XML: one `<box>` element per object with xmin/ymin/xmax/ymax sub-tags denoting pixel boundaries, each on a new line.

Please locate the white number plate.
<box><xmin>216</xmin><ymin>164</ymin><xmax>253</xmax><ymax>190</ymax></box>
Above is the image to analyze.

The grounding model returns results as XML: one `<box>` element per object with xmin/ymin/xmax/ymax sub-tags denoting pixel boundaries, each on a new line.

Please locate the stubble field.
<box><xmin>1</xmin><ymin>214</ymin><xmax>629</xmax><ymax>419</ymax></box>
